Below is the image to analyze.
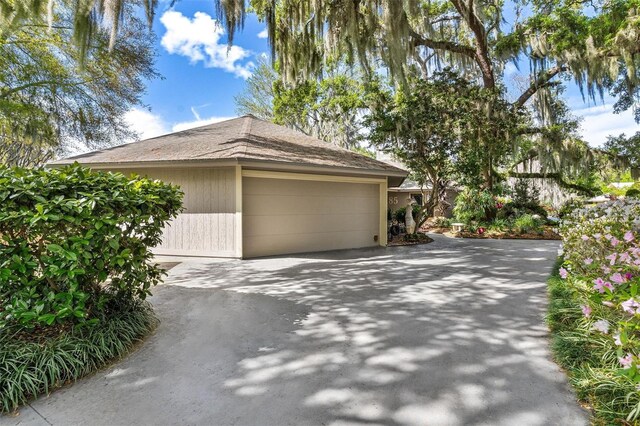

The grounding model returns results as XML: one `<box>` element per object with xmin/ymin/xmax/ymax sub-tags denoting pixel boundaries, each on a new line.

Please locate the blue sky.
<box><xmin>125</xmin><ymin>1</ymin><xmax>270</xmax><ymax>137</ymax></box>
<box><xmin>126</xmin><ymin>1</ymin><xmax>639</xmax><ymax>147</ymax></box>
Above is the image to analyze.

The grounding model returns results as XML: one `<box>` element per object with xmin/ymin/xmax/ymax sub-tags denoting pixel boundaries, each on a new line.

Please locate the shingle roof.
<box><xmin>53</xmin><ymin>115</ymin><xmax>407</xmax><ymax>177</ymax></box>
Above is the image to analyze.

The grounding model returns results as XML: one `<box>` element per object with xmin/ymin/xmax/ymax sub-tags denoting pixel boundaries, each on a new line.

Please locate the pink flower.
<box><xmin>593</xmin><ymin>319</ymin><xmax>610</xmax><ymax>334</ymax></box>
<box><xmin>594</xmin><ymin>233</ymin><xmax>602</xmax><ymax>239</ymax></box>
<box><xmin>593</xmin><ymin>278</ymin><xmax>605</xmax><ymax>292</ymax></box>
<box><xmin>611</xmin><ymin>237</ymin><xmax>621</xmax><ymax>247</ymax></box>
<box><xmin>611</xmin><ymin>272</ymin><xmax>626</xmax><ymax>284</ymax></box>
<box><xmin>593</xmin><ymin>278</ymin><xmax>613</xmax><ymax>293</ymax></box>
<box><xmin>581</xmin><ymin>235</ymin><xmax>590</xmax><ymax>241</ymax></box>
<box><xmin>621</xmin><ymin>298</ymin><xmax>640</xmax><ymax>314</ymax></box>
<box><xmin>614</xmin><ymin>333</ymin><xmax>623</xmax><ymax>346</ymax></box>
<box><xmin>625</xmin><ymin>231</ymin><xmax>635</xmax><ymax>242</ymax></box>
<box><xmin>602</xmin><ymin>266</ymin><xmax>612</xmax><ymax>274</ymax></box>
<box><xmin>584</xmin><ymin>258</ymin><xmax>593</xmax><ymax>265</ymax></box>
<box><xmin>619</xmin><ymin>353</ymin><xmax>634</xmax><ymax>369</ymax></box>
<box><xmin>581</xmin><ymin>305</ymin><xmax>592</xmax><ymax>318</ymax></box>
<box><xmin>620</xmin><ymin>252</ymin><xmax>632</xmax><ymax>263</ymax></box>
<box><xmin>559</xmin><ymin>268</ymin><xmax>569</xmax><ymax>279</ymax></box>
<box><xmin>605</xmin><ymin>253</ymin><xmax>617</xmax><ymax>265</ymax></box>
<box><xmin>605</xmin><ymin>234</ymin><xmax>614</xmax><ymax>241</ymax></box>
<box><xmin>625</xmin><ymin>273</ymin><xmax>634</xmax><ymax>281</ymax></box>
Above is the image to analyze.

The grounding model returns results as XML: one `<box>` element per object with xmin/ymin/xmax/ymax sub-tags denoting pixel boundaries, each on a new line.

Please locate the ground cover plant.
<box><xmin>0</xmin><ymin>164</ymin><xmax>182</xmax><ymax>412</ymax></box>
<box><xmin>552</xmin><ymin>198</ymin><xmax>640</xmax><ymax>422</ymax></box>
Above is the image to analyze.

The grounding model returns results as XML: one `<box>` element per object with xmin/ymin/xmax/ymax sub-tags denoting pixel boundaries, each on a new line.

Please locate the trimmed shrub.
<box><xmin>0</xmin><ymin>300</ymin><xmax>158</xmax><ymax>413</ymax></box>
<box><xmin>0</xmin><ymin>164</ymin><xmax>183</xmax><ymax>329</ymax></box>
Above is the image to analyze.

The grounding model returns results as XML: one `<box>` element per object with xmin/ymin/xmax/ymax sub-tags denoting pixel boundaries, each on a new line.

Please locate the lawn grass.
<box><xmin>0</xmin><ymin>301</ymin><xmax>158</xmax><ymax>413</ymax></box>
<box><xmin>547</xmin><ymin>259</ymin><xmax>640</xmax><ymax>424</ymax></box>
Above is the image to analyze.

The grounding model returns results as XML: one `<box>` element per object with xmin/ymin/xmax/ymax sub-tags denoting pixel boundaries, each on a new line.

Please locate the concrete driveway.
<box><xmin>7</xmin><ymin>235</ymin><xmax>588</xmax><ymax>426</ymax></box>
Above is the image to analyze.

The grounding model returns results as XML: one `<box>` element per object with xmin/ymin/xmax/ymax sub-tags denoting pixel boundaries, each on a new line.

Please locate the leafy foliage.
<box><xmin>236</xmin><ymin>59</ymin><xmax>369</xmax><ymax>150</ymax></box>
<box><xmin>392</xmin><ymin>205</ymin><xmax>421</xmax><ymax>224</ymax></box>
<box><xmin>0</xmin><ymin>165</ymin><xmax>183</xmax><ymax>329</ymax></box>
<box><xmin>627</xmin><ymin>188</ymin><xmax>640</xmax><ymax>198</ymax></box>
<box><xmin>234</xmin><ymin>56</ymin><xmax>277</xmax><ymax>121</ymax></box>
<box><xmin>273</xmin><ymin>71</ymin><xmax>367</xmax><ymax>150</ymax></box>
<box><xmin>605</xmin><ymin>132</ymin><xmax>640</xmax><ymax>170</ymax></box>
<box><xmin>452</xmin><ymin>188</ymin><xmax>497</xmax><ymax>223</ymax></box>
<box><xmin>513</xmin><ymin>214</ymin><xmax>544</xmax><ymax>234</ymax></box>
<box><xmin>558</xmin><ymin>198</ymin><xmax>640</xmax><ymax>421</ymax></box>
<box><xmin>0</xmin><ymin>4</ymin><xmax>158</xmax><ymax>166</ymax></box>
<box><xmin>496</xmin><ymin>178</ymin><xmax>548</xmax><ymax>220</ymax></box>
<box><xmin>0</xmin><ymin>299</ymin><xmax>157</xmax><ymax>413</ymax></box>
<box><xmin>367</xmin><ymin>70</ymin><xmax>526</xmax><ymax>227</ymax></box>
<box><xmin>547</xmin><ymin>262</ymin><xmax>639</xmax><ymax>424</ymax></box>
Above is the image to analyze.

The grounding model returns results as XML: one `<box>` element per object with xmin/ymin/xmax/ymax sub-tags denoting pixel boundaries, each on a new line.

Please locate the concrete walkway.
<box><xmin>6</xmin><ymin>235</ymin><xmax>588</xmax><ymax>426</ymax></box>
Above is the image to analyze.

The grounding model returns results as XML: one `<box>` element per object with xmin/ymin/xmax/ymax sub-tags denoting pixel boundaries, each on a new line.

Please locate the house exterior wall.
<box><xmin>111</xmin><ymin>167</ymin><xmax>237</xmax><ymax>257</ymax></box>
<box><xmin>387</xmin><ymin>188</ymin><xmax>458</xmax><ymax>218</ymax></box>
<box><xmin>242</xmin><ymin>175</ymin><xmax>382</xmax><ymax>258</ymax></box>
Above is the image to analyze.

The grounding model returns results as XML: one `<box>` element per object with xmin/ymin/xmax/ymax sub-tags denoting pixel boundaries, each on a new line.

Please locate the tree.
<box><xmin>236</xmin><ymin>0</ymin><xmax>637</xmax><ymax>186</ymax></box>
<box><xmin>367</xmin><ymin>70</ymin><xmax>526</xmax><ymax>230</ymax></box>
<box><xmin>236</xmin><ymin>60</ymin><xmax>369</xmax><ymax>150</ymax></box>
<box><xmin>605</xmin><ymin>132</ymin><xmax>640</xmax><ymax>174</ymax></box>
<box><xmin>12</xmin><ymin>0</ymin><xmax>638</xmax><ymax>116</ymax></box>
<box><xmin>9</xmin><ymin>0</ymin><xmax>637</xmax><ymax>185</ymax></box>
<box><xmin>234</xmin><ymin>56</ymin><xmax>277</xmax><ymax>121</ymax></box>
<box><xmin>0</xmin><ymin>5</ymin><xmax>158</xmax><ymax>166</ymax></box>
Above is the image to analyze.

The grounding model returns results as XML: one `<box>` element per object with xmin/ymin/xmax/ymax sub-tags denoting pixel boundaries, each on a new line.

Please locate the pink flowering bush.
<box><xmin>557</xmin><ymin>198</ymin><xmax>640</xmax><ymax>420</ymax></box>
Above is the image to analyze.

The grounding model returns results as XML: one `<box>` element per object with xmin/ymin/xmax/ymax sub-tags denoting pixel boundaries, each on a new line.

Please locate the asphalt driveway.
<box><xmin>7</xmin><ymin>234</ymin><xmax>588</xmax><ymax>426</ymax></box>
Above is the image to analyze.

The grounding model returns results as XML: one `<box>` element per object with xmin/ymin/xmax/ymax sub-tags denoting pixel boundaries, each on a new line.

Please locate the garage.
<box><xmin>242</xmin><ymin>174</ymin><xmax>384</xmax><ymax>258</ymax></box>
<box><xmin>50</xmin><ymin>115</ymin><xmax>407</xmax><ymax>258</ymax></box>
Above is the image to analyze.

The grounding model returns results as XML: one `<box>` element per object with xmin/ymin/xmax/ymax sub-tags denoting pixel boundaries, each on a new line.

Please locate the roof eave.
<box><xmin>46</xmin><ymin>157</ymin><xmax>408</xmax><ymax>180</ymax></box>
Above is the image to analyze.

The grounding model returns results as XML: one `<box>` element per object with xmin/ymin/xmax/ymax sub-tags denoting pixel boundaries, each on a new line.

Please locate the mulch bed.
<box><xmin>387</xmin><ymin>233</ymin><xmax>435</xmax><ymax>246</ymax></box>
<box><xmin>7</xmin><ymin>322</ymin><xmax>74</xmax><ymax>344</ymax></box>
<box><xmin>423</xmin><ymin>226</ymin><xmax>561</xmax><ymax>240</ymax></box>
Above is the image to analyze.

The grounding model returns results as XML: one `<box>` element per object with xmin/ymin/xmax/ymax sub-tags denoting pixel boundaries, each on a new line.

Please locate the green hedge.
<box><xmin>0</xmin><ymin>164</ymin><xmax>182</xmax><ymax>329</ymax></box>
<box><xmin>0</xmin><ymin>300</ymin><xmax>158</xmax><ymax>413</ymax></box>
<box><xmin>547</xmin><ymin>260</ymin><xmax>640</xmax><ymax>423</ymax></box>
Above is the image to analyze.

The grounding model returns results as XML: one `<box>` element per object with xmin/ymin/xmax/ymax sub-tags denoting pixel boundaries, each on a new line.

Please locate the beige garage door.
<box><xmin>243</xmin><ymin>177</ymin><xmax>380</xmax><ymax>258</ymax></box>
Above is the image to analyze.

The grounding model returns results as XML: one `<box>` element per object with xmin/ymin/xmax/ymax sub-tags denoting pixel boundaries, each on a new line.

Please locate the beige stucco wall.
<box><xmin>113</xmin><ymin>167</ymin><xmax>237</xmax><ymax>257</ymax></box>
<box><xmin>243</xmin><ymin>177</ymin><xmax>380</xmax><ymax>258</ymax></box>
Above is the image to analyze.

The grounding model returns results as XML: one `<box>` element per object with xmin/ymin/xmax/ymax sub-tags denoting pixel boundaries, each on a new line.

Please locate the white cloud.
<box><xmin>574</xmin><ymin>104</ymin><xmax>639</xmax><ymax>147</ymax></box>
<box><xmin>160</xmin><ymin>11</ymin><xmax>253</xmax><ymax>79</ymax></box>
<box><xmin>172</xmin><ymin>116</ymin><xmax>236</xmax><ymax>132</ymax></box>
<box><xmin>257</xmin><ymin>28</ymin><xmax>268</xmax><ymax>39</ymax></box>
<box><xmin>125</xmin><ymin>108</ymin><xmax>169</xmax><ymax>140</ymax></box>
<box><xmin>125</xmin><ymin>108</ymin><xmax>235</xmax><ymax>140</ymax></box>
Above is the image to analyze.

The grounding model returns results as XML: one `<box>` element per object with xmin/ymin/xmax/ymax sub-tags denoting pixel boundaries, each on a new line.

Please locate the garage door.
<box><xmin>243</xmin><ymin>177</ymin><xmax>381</xmax><ymax>258</ymax></box>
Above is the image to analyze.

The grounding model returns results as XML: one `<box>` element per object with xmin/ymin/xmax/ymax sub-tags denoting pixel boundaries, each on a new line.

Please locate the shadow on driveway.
<box><xmin>7</xmin><ymin>235</ymin><xmax>588</xmax><ymax>426</ymax></box>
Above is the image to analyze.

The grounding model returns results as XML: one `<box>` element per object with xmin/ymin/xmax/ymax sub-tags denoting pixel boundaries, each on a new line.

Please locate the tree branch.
<box><xmin>508</xmin><ymin>171</ymin><xmax>595</xmax><ymax>195</ymax></box>
<box><xmin>449</xmin><ymin>0</ymin><xmax>495</xmax><ymax>88</ymax></box>
<box><xmin>513</xmin><ymin>65</ymin><xmax>568</xmax><ymax>108</ymax></box>
<box><xmin>409</xmin><ymin>29</ymin><xmax>476</xmax><ymax>59</ymax></box>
